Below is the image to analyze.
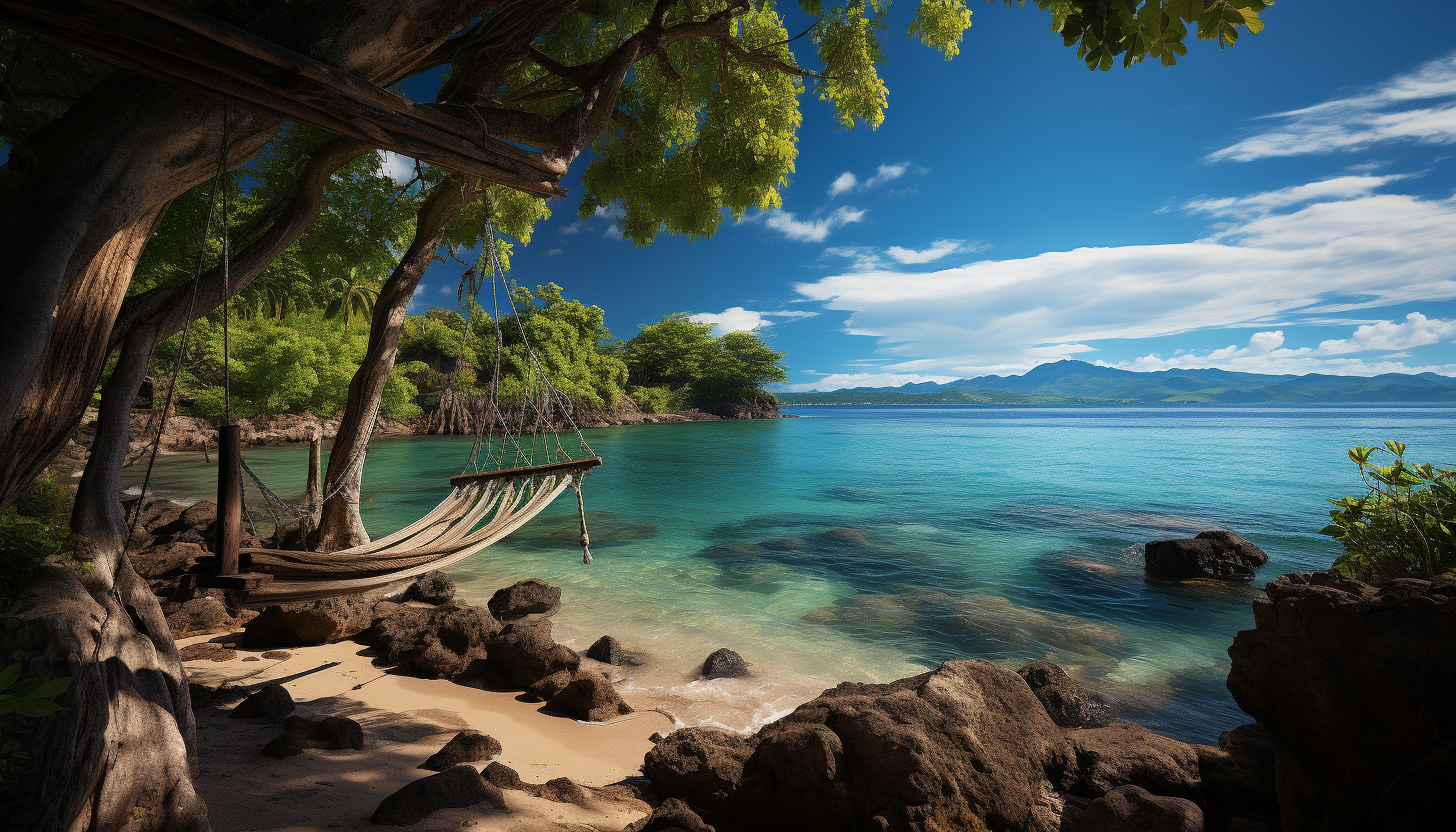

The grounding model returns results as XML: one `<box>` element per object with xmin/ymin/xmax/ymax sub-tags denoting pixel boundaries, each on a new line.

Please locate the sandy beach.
<box><xmin>182</xmin><ymin>636</ymin><xmax>676</xmax><ymax>831</ymax></box>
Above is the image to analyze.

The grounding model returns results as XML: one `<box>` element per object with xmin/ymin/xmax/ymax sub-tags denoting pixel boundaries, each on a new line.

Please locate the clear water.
<box><xmin>124</xmin><ymin>404</ymin><xmax>1456</xmax><ymax>744</ymax></box>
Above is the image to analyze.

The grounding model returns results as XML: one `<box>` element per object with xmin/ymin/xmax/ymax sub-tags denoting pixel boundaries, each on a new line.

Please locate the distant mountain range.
<box><xmin>775</xmin><ymin>360</ymin><xmax>1456</xmax><ymax>405</ymax></box>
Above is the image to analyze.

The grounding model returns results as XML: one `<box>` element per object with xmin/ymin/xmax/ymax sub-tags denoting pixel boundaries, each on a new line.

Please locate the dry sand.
<box><xmin>181</xmin><ymin>636</ymin><xmax>676</xmax><ymax>832</ymax></box>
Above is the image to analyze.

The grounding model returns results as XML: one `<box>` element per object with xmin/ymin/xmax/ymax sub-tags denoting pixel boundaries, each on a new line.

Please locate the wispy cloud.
<box><xmin>826</xmin><ymin>239</ymin><xmax>984</xmax><ymax>271</ymax></box>
<box><xmin>1115</xmin><ymin>322</ymin><xmax>1456</xmax><ymax>375</ymax></box>
<box><xmin>795</xmin><ymin>176</ymin><xmax>1456</xmax><ymax>376</ymax></box>
<box><xmin>827</xmin><ymin>163</ymin><xmax>912</xmax><ymax>198</ymax></box>
<box><xmin>828</xmin><ymin>171</ymin><xmax>859</xmax><ymax>198</ymax></box>
<box><xmin>377</xmin><ymin>151</ymin><xmax>416</xmax><ymax>184</ymax></box>
<box><xmin>765</xmin><ymin>206</ymin><xmax>866</xmax><ymax>242</ymax></box>
<box><xmin>1210</xmin><ymin>51</ymin><xmax>1456</xmax><ymax>162</ymax></box>
<box><xmin>690</xmin><ymin>307</ymin><xmax>819</xmax><ymax>335</ymax></box>
<box><xmin>777</xmin><ymin>372</ymin><xmax>959</xmax><ymax>393</ymax></box>
<box><xmin>886</xmin><ymin>239</ymin><xmax>968</xmax><ymax>264</ymax></box>
<box><xmin>559</xmin><ymin>221</ymin><xmax>586</xmax><ymax>236</ymax></box>
<box><xmin>546</xmin><ymin>248</ymin><xmax>564</xmax><ymax>257</ymax></box>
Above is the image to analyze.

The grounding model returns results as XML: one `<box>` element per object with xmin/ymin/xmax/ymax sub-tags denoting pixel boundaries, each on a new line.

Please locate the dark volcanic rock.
<box><xmin>403</xmin><ymin>570</ymin><xmax>456</xmax><ymax>604</ymax></box>
<box><xmin>261</xmin><ymin>714</ymin><xmax>364</xmax><ymax>758</ymax></box>
<box><xmin>482</xmin><ymin>761</ymin><xmax>524</xmax><ymax>790</ymax></box>
<box><xmin>485</xmin><ymin>617</ymin><xmax>579</xmax><ymax>687</ymax></box>
<box><xmin>533</xmin><ymin>777</ymin><xmax>588</xmax><ymax>804</ymax></box>
<box><xmin>1068</xmin><ymin>723</ymin><xmax>1203</xmax><ymax>802</ymax></box>
<box><xmin>230</xmin><ymin>683</ymin><xmax>295</xmax><ymax>721</ymax></box>
<box><xmin>166</xmin><ymin>596</ymin><xmax>234</xmax><ymax>637</ymax></box>
<box><xmin>1069</xmin><ymin>785</ymin><xmax>1203</xmax><ymax>832</ymax></box>
<box><xmin>241</xmin><ymin>595</ymin><xmax>375</xmax><ymax>647</ymax></box>
<box><xmin>585</xmin><ymin>634</ymin><xmax>638</xmax><ymax>665</ymax></box>
<box><xmin>1144</xmin><ymin>530</ymin><xmax>1267</xmax><ymax>580</ymax></box>
<box><xmin>1196</xmin><ymin>724</ymin><xmax>1278</xmax><ymax>830</ymax></box>
<box><xmin>1227</xmin><ymin>571</ymin><xmax>1456</xmax><ymax>831</ymax></box>
<box><xmin>645</xmin><ymin>659</ymin><xmax>1074</xmax><ymax>832</ymax></box>
<box><xmin>131</xmin><ymin>540</ymin><xmax>205</xmax><ymax>579</ymax></box>
<box><xmin>176</xmin><ymin>501</ymin><xmax>219</xmax><ymax>547</ymax></box>
<box><xmin>487</xmin><ymin>577</ymin><xmax>562</xmax><ymax>620</ymax></box>
<box><xmin>625</xmin><ymin>798</ymin><xmax>717</xmax><ymax>832</ymax></box>
<box><xmin>365</xmin><ymin>602</ymin><xmax>500</xmax><ymax>680</ymax></box>
<box><xmin>1018</xmin><ymin>661</ymin><xmax>1110</xmax><ymax>729</ymax></box>
<box><xmin>420</xmin><ymin>730</ymin><xmax>502</xmax><ymax>771</ymax></box>
<box><xmin>545</xmin><ymin>669</ymin><xmax>633</xmax><ymax>722</ymax></box>
<box><xmin>371</xmin><ymin>764</ymin><xmax>506</xmax><ymax>826</ymax></box>
<box><xmin>700</xmin><ymin>648</ymin><xmax>749</xmax><ymax>679</ymax></box>
<box><xmin>178</xmin><ymin>642</ymin><xmax>235</xmax><ymax>662</ymax></box>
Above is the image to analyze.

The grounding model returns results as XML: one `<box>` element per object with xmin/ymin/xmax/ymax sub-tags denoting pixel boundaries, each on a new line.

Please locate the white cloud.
<box><xmin>1316</xmin><ymin>312</ymin><xmax>1456</xmax><ymax>353</ymax></box>
<box><xmin>794</xmin><ymin>177</ymin><xmax>1456</xmax><ymax>376</ymax></box>
<box><xmin>1029</xmin><ymin>343</ymin><xmax>1097</xmax><ymax>358</ymax></box>
<box><xmin>778</xmin><ymin>372</ymin><xmax>959</xmax><ymax>392</ymax></box>
<box><xmin>546</xmin><ymin>248</ymin><xmax>564</xmax><ymax>257</ymax></box>
<box><xmin>828</xmin><ymin>171</ymin><xmax>859</xmax><ymax>198</ymax></box>
<box><xmin>690</xmin><ymin>307</ymin><xmax>819</xmax><ymax>335</ymax></box>
<box><xmin>828</xmin><ymin>163</ymin><xmax>914</xmax><ymax>198</ymax></box>
<box><xmin>605</xmin><ymin>223</ymin><xmax>622</xmax><ymax>239</ymax></box>
<box><xmin>438</xmin><ymin>284</ymin><xmax>453</xmax><ymax>295</ymax></box>
<box><xmin>886</xmin><ymin>239</ymin><xmax>966</xmax><ymax>264</ymax></box>
<box><xmin>865</xmin><ymin>163</ymin><xmax>908</xmax><ymax>189</ymax></box>
<box><xmin>1114</xmin><ymin>323</ymin><xmax>1456</xmax><ymax>375</ymax></box>
<box><xmin>765</xmin><ymin>206</ymin><xmax>866</xmax><ymax>242</ymax></box>
<box><xmin>1210</xmin><ymin>51</ymin><xmax>1456</xmax><ymax>162</ymax></box>
<box><xmin>559</xmin><ymin>221</ymin><xmax>586</xmax><ymax>235</ymax></box>
<box><xmin>377</xmin><ymin>151</ymin><xmax>416</xmax><ymax>184</ymax></box>
<box><xmin>593</xmin><ymin>204</ymin><xmax>626</xmax><ymax>219</ymax></box>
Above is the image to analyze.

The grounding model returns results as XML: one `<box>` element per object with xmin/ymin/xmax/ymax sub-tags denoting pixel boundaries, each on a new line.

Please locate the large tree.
<box><xmin>0</xmin><ymin>1</ymin><xmax>1270</xmax><ymax>829</ymax></box>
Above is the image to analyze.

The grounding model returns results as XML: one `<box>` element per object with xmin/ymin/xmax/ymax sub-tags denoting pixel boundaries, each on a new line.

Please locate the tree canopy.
<box><xmin>624</xmin><ymin>313</ymin><xmax>788</xmax><ymax>409</ymax></box>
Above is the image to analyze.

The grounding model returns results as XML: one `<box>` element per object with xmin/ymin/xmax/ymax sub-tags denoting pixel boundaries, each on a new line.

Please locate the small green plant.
<box><xmin>1322</xmin><ymin>441</ymin><xmax>1456</xmax><ymax>582</ymax></box>
<box><xmin>1</xmin><ymin>468</ymin><xmax>78</xmax><ymax>603</ymax></box>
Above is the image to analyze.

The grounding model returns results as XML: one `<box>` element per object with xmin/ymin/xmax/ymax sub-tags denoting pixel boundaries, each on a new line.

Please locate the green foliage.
<box><xmin>910</xmin><ymin>0</ymin><xmax>975</xmax><ymax>59</ymax></box>
<box><xmin>0</xmin><ymin>33</ymin><xmax>111</xmax><ymax>165</ymax></box>
<box><xmin>1025</xmin><ymin>0</ymin><xmax>1271</xmax><ymax>70</ymax></box>
<box><xmin>629</xmin><ymin>385</ymin><xmax>690</xmax><ymax>414</ymax></box>
<box><xmin>0</xmin><ymin>470</ymin><xmax>76</xmax><ymax>605</ymax></box>
<box><xmin>1322</xmin><ymin>441</ymin><xmax>1456</xmax><ymax>583</ymax></box>
<box><xmin>624</xmin><ymin>314</ymin><xmax>788</xmax><ymax>407</ymax></box>
<box><xmin>0</xmin><ymin>602</ymin><xmax>70</xmax><ymax>796</ymax></box>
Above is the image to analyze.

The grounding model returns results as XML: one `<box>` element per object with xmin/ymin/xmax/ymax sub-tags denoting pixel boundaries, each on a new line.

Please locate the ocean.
<box><xmin>123</xmin><ymin>404</ymin><xmax>1455</xmax><ymax>744</ymax></box>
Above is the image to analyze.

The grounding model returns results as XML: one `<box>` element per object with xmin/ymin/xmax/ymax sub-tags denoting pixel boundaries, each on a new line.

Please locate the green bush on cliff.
<box><xmin>1322</xmin><ymin>441</ymin><xmax>1456</xmax><ymax>582</ymax></box>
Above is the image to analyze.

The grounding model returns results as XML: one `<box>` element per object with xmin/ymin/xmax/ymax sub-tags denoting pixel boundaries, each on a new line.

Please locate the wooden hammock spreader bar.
<box><xmin>0</xmin><ymin>0</ymin><xmax>569</xmax><ymax>197</ymax></box>
<box><xmin>450</xmin><ymin>457</ymin><xmax>602</xmax><ymax>487</ymax></box>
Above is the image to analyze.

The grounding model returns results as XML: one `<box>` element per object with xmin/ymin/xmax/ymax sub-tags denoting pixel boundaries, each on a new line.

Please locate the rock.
<box><xmin>645</xmin><ymin>659</ymin><xmax>1075</xmax><ymax>831</ymax></box>
<box><xmin>1144</xmin><ymin>531</ymin><xmax>1267</xmax><ymax>580</ymax></box>
<box><xmin>533</xmin><ymin>777</ymin><xmax>588</xmax><ymax>804</ymax></box>
<box><xmin>178</xmin><ymin>642</ymin><xmax>235</xmax><ymax>662</ymax></box>
<box><xmin>131</xmin><ymin>540</ymin><xmax>205</xmax><ymax>579</ymax></box>
<box><xmin>1018</xmin><ymin>661</ymin><xmax>1110</xmax><ymax>729</ymax></box>
<box><xmin>188</xmin><ymin>682</ymin><xmax>215</xmax><ymax>709</ymax></box>
<box><xmin>700</xmin><ymin>648</ymin><xmax>749</xmax><ymax>679</ymax></box>
<box><xmin>242</xmin><ymin>656</ymin><xmax>260</xmax><ymax>662</ymax></box>
<box><xmin>487</xmin><ymin>578</ymin><xmax>562</xmax><ymax>620</ymax></box>
<box><xmin>241</xmin><ymin>594</ymin><xmax>376</xmax><ymax>647</ymax></box>
<box><xmin>166</xmin><ymin>596</ymin><xmax>233</xmax><ymax>637</ymax></box>
<box><xmin>1068</xmin><ymin>723</ymin><xmax>1203</xmax><ymax>802</ymax></box>
<box><xmin>261</xmin><ymin>650</ymin><xmax>291</xmax><ymax>660</ymax></box>
<box><xmin>177</xmin><ymin>501</ymin><xmax>219</xmax><ymax>547</ymax></box>
<box><xmin>366</xmin><ymin>602</ymin><xmax>500</xmax><ymax>680</ymax></box>
<box><xmin>420</xmin><ymin>730</ymin><xmax>502</xmax><ymax>771</ymax></box>
<box><xmin>1069</xmin><ymin>785</ymin><xmax>1203</xmax><ymax>832</ymax></box>
<box><xmin>230</xmin><ymin>683</ymin><xmax>295</xmax><ymax>721</ymax></box>
<box><xmin>260</xmin><ymin>714</ymin><xmax>364</xmax><ymax>758</ymax></box>
<box><xmin>545</xmin><ymin>669</ymin><xmax>633</xmax><ymax>722</ymax></box>
<box><xmin>1196</xmin><ymin>724</ymin><xmax>1278</xmax><ymax>830</ymax></box>
<box><xmin>485</xmin><ymin>617</ymin><xmax>578</xmax><ymax>687</ymax></box>
<box><xmin>1227</xmin><ymin>571</ymin><xmax>1456</xmax><ymax>831</ymax></box>
<box><xmin>482</xmin><ymin>761</ymin><xmax>524</xmax><ymax>791</ymax></box>
<box><xmin>123</xmin><ymin>498</ymin><xmax>187</xmax><ymax>541</ymax></box>
<box><xmin>625</xmin><ymin>798</ymin><xmax>717</xmax><ymax>832</ymax></box>
<box><xmin>403</xmin><ymin>570</ymin><xmax>456</xmax><ymax>604</ymax></box>
<box><xmin>585</xmin><ymin>634</ymin><xmax>639</xmax><ymax>665</ymax></box>
<box><xmin>526</xmin><ymin>669</ymin><xmax>576</xmax><ymax>700</ymax></box>
<box><xmin>371</xmin><ymin>764</ymin><xmax>506</xmax><ymax>826</ymax></box>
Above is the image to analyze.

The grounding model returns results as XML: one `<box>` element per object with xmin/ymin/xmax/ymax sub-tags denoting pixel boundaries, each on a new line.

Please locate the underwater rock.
<box><xmin>1227</xmin><ymin>571</ymin><xmax>1456</xmax><ymax>830</ymax></box>
<box><xmin>1019</xmin><ymin>661</ymin><xmax>1110</xmax><ymax>729</ymax></box>
<box><xmin>701</xmin><ymin>648</ymin><xmax>749</xmax><ymax>679</ymax></box>
<box><xmin>1144</xmin><ymin>531</ymin><xmax>1267</xmax><ymax>581</ymax></box>
<box><xmin>488</xmin><ymin>577</ymin><xmax>562</xmax><ymax>620</ymax></box>
<box><xmin>645</xmin><ymin>659</ymin><xmax>1075</xmax><ymax>832</ymax></box>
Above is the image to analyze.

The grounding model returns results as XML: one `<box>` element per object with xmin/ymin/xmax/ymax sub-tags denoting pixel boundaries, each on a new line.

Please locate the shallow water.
<box><xmin>124</xmin><ymin>404</ymin><xmax>1455</xmax><ymax>743</ymax></box>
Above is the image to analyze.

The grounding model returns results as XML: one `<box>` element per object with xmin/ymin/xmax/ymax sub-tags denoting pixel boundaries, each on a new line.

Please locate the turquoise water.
<box><xmin>125</xmin><ymin>404</ymin><xmax>1455</xmax><ymax>743</ymax></box>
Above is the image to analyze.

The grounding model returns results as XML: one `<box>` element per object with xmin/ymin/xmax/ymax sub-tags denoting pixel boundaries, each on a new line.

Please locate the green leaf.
<box><xmin>0</xmin><ymin>662</ymin><xmax>21</xmax><ymax>691</ymax></box>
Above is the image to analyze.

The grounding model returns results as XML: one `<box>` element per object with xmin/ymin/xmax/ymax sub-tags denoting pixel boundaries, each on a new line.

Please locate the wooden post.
<box><xmin>216</xmin><ymin>423</ymin><xmax>242</xmax><ymax>577</ymax></box>
<box><xmin>306</xmin><ymin>433</ymin><xmax>321</xmax><ymax>508</ymax></box>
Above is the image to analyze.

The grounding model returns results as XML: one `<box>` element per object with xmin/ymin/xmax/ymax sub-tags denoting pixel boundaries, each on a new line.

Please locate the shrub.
<box><xmin>0</xmin><ymin>469</ymin><xmax>76</xmax><ymax>604</ymax></box>
<box><xmin>1322</xmin><ymin>441</ymin><xmax>1455</xmax><ymax>582</ymax></box>
<box><xmin>629</xmin><ymin>385</ymin><xmax>688</xmax><ymax>414</ymax></box>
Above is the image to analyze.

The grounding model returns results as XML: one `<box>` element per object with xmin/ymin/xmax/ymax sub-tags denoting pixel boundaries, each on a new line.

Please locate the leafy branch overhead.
<box><xmin>1034</xmin><ymin>0</ymin><xmax>1272</xmax><ymax>70</ymax></box>
<box><xmin>1323</xmin><ymin>441</ymin><xmax>1456</xmax><ymax>582</ymax></box>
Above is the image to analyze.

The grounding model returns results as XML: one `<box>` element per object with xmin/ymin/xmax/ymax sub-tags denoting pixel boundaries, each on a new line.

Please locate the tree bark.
<box><xmin>311</xmin><ymin>177</ymin><xmax>474</xmax><ymax>551</ymax></box>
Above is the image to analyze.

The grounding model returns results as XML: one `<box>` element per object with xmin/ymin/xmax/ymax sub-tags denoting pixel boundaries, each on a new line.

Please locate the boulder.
<box><xmin>1227</xmin><ymin>571</ymin><xmax>1456</xmax><ymax>831</ymax></box>
<box><xmin>487</xmin><ymin>577</ymin><xmax>562</xmax><ymax>620</ymax></box>
<box><xmin>485</xmin><ymin>617</ymin><xmax>578</xmax><ymax>687</ymax></box>
<box><xmin>1069</xmin><ymin>785</ymin><xmax>1203</xmax><ymax>832</ymax></box>
<box><xmin>371</xmin><ymin>764</ymin><xmax>506</xmax><ymax>826</ymax></box>
<box><xmin>261</xmin><ymin>714</ymin><xmax>365</xmax><ymax>758</ymax></box>
<box><xmin>261</xmin><ymin>650</ymin><xmax>291</xmax><ymax>660</ymax></box>
<box><xmin>403</xmin><ymin>570</ymin><xmax>456</xmax><ymax>605</ymax></box>
<box><xmin>482</xmin><ymin>761</ymin><xmax>524</xmax><ymax>791</ymax></box>
<box><xmin>366</xmin><ymin>602</ymin><xmax>500</xmax><ymax>680</ymax></box>
<box><xmin>241</xmin><ymin>594</ymin><xmax>376</xmax><ymax>647</ymax></box>
<box><xmin>178</xmin><ymin>642</ymin><xmax>235</xmax><ymax>662</ymax></box>
<box><xmin>533</xmin><ymin>777</ymin><xmax>588</xmax><ymax>805</ymax></box>
<box><xmin>1018</xmin><ymin>661</ymin><xmax>1110</xmax><ymax>729</ymax></box>
<box><xmin>645</xmin><ymin>659</ymin><xmax>1075</xmax><ymax>832</ymax></box>
<box><xmin>230</xmin><ymin>683</ymin><xmax>295</xmax><ymax>721</ymax></box>
<box><xmin>166</xmin><ymin>596</ymin><xmax>234</xmax><ymax>637</ymax></box>
<box><xmin>1067</xmin><ymin>723</ymin><xmax>1203</xmax><ymax>802</ymax></box>
<box><xmin>176</xmin><ymin>501</ymin><xmax>219</xmax><ymax>547</ymax></box>
<box><xmin>585</xmin><ymin>634</ymin><xmax>639</xmax><ymax>665</ymax></box>
<box><xmin>1144</xmin><ymin>531</ymin><xmax>1267</xmax><ymax>580</ymax></box>
<box><xmin>1196</xmin><ymin>724</ymin><xmax>1278</xmax><ymax>830</ymax></box>
<box><xmin>420</xmin><ymin>730</ymin><xmax>502</xmax><ymax>771</ymax></box>
<box><xmin>700</xmin><ymin>648</ymin><xmax>749</xmax><ymax>679</ymax></box>
<box><xmin>545</xmin><ymin>669</ymin><xmax>633</xmax><ymax>722</ymax></box>
<box><xmin>625</xmin><ymin>798</ymin><xmax>717</xmax><ymax>832</ymax></box>
<box><xmin>131</xmin><ymin>540</ymin><xmax>205</xmax><ymax>579</ymax></box>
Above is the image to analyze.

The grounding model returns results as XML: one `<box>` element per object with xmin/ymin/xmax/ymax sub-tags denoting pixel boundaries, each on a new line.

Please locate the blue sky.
<box><xmin>401</xmin><ymin>1</ymin><xmax>1456</xmax><ymax>390</ymax></box>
